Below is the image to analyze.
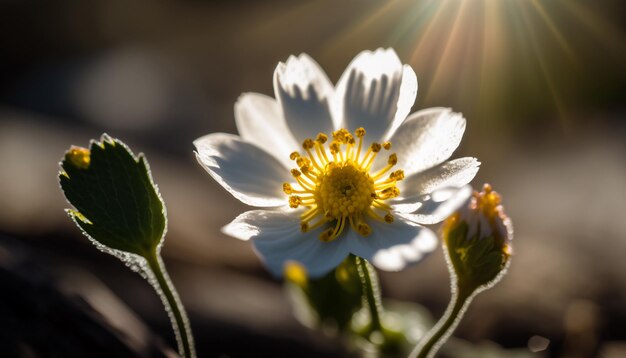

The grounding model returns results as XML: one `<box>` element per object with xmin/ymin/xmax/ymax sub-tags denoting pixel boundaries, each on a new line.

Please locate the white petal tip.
<box><xmin>221</xmin><ymin>222</ymin><xmax>255</xmax><ymax>241</ymax></box>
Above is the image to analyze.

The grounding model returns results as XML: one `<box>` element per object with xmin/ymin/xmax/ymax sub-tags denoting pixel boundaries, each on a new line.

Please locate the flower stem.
<box><xmin>410</xmin><ymin>285</ymin><xmax>473</xmax><ymax>358</ymax></box>
<box><xmin>356</xmin><ymin>256</ymin><xmax>383</xmax><ymax>332</ymax></box>
<box><xmin>146</xmin><ymin>250</ymin><xmax>196</xmax><ymax>358</ymax></box>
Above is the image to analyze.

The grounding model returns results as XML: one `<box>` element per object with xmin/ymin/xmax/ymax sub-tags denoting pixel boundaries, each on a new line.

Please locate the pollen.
<box><xmin>285</xmin><ymin>128</ymin><xmax>404</xmax><ymax>242</ymax></box>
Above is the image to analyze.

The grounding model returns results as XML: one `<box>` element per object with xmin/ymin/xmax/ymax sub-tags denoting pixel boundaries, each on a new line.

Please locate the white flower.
<box><xmin>194</xmin><ymin>48</ymin><xmax>479</xmax><ymax>278</ymax></box>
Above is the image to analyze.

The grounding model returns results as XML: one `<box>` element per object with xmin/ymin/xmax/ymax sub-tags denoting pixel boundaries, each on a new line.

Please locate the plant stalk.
<box><xmin>147</xmin><ymin>250</ymin><xmax>196</xmax><ymax>358</ymax></box>
<box><xmin>410</xmin><ymin>285</ymin><xmax>473</xmax><ymax>358</ymax></box>
<box><xmin>356</xmin><ymin>256</ymin><xmax>383</xmax><ymax>332</ymax></box>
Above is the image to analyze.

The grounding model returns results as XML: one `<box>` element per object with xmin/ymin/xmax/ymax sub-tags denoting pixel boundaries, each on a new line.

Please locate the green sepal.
<box><xmin>445</xmin><ymin>222</ymin><xmax>507</xmax><ymax>291</ymax></box>
<box><xmin>286</xmin><ymin>255</ymin><xmax>363</xmax><ymax>331</ymax></box>
<box><xmin>59</xmin><ymin>135</ymin><xmax>166</xmax><ymax>257</ymax></box>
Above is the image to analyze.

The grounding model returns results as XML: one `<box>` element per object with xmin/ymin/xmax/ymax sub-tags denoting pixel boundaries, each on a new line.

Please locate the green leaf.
<box><xmin>59</xmin><ymin>134</ymin><xmax>166</xmax><ymax>256</ymax></box>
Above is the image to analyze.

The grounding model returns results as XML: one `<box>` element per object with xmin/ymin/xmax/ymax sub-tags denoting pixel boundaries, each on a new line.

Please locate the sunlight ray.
<box><xmin>513</xmin><ymin>0</ymin><xmax>569</xmax><ymax>130</ymax></box>
<box><xmin>529</xmin><ymin>0</ymin><xmax>577</xmax><ymax>64</ymax></box>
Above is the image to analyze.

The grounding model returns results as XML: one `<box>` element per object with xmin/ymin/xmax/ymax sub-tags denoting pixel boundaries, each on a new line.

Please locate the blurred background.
<box><xmin>1</xmin><ymin>0</ymin><xmax>625</xmax><ymax>356</ymax></box>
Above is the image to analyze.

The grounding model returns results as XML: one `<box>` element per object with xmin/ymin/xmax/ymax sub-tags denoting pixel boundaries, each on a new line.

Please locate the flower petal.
<box><xmin>194</xmin><ymin>133</ymin><xmax>290</xmax><ymax>207</ymax></box>
<box><xmin>387</xmin><ymin>107</ymin><xmax>466</xmax><ymax>176</ymax></box>
<box><xmin>223</xmin><ymin>209</ymin><xmax>350</xmax><ymax>278</ymax></box>
<box><xmin>347</xmin><ymin>219</ymin><xmax>437</xmax><ymax>272</ymax></box>
<box><xmin>274</xmin><ymin>54</ymin><xmax>335</xmax><ymax>142</ymax></box>
<box><xmin>396</xmin><ymin>157</ymin><xmax>480</xmax><ymax>199</ymax></box>
<box><xmin>396</xmin><ymin>185</ymin><xmax>473</xmax><ymax>225</ymax></box>
<box><xmin>334</xmin><ymin>48</ymin><xmax>418</xmax><ymax>143</ymax></box>
<box><xmin>235</xmin><ymin>93</ymin><xmax>299</xmax><ymax>168</ymax></box>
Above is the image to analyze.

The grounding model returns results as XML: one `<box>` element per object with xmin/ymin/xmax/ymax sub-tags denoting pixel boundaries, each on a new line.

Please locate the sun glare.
<box><xmin>281</xmin><ymin>0</ymin><xmax>625</xmax><ymax>129</ymax></box>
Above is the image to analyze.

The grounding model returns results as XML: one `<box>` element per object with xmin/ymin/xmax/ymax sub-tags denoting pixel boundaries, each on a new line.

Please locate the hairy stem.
<box><xmin>410</xmin><ymin>285</ymin><xmax>473</xmax><ymax>358</ymax></box>
<box><xmin>146</xmin><ymin>250</ymin><xmax>196</xmax><ymax>358</ymax></box>
<box><xmin>356</xmin><ymin>256</ymin><xmax>383</xmax><ymax>332</ymax></box>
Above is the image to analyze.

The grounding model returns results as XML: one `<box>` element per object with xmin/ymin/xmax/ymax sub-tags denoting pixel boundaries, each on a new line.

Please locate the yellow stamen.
<box><xmin>296</xmin><ymin>156</ymin><xmax>309</xmax><ymax>168</ymax></box>
<box><xmin>284</xmin><ymin>127</ymin><xmax>403</xmax><ymax>240</ymax></box>
<box><xmin>366</xmin><ymin>207</ymin><xmax>386</xmax><ymax>222</ymax></box>
<box><xmin>372</xmin><ymin>163</ymin><xmax>395</xmax><ymax>180</ymax></box>
<box><xmin>390</xmin><ymin>170</ymin><xmax>404</xmax><ymax>181</ymax></box>
<box><xmin>387</xmin><ymin>153</ymin><xmax>398</xmax><ymax>165</ymax></box>
<box><xmin>301</xmin><ymin>207</ymin><xmax>320</xmax><ymax>222</ymax></box>
<box><xmin>374</xmin><ymin>181</ymin><xmax>398</xmax><ymax>190</ymax></box>
<box><xmin>300</xmin><ymin>166</ymin><xmax>318</xmax><ymax>181</ymax></box>
<box><xmin>295</xmin><ymin>176</ymin><xmax>315</xmax><ymax>191</ymax></box>
<box><xmin>355</xmin><ymin>128</ymin><xmax>365</xmax><ymax>162</ymax></box>
<box><xmin>363</xmin><ymin>143</ymin><xmax>382</xmax><ymax>169</ymax></box>
<box><xmin>302</xmin><ymin>138</ymin><xmax>315</xmax><ymax>149</ymax></box>
<box><xmin>357</xmin><ymin>222</ymin><xmax>372</xmax><ymax>236</ymax></box>
<box><xmin>314</xmin><ymin>142</ymin><xmax>330</xmax><ymax>164</ymax></box>
<box><xmin>306</xmin><ymin>217</ymin><xmax>329</xmax><ymax>232</ymax></box>
<box><xmin>372</xmin><ymin>200</ymin><xmax>392</xmax><ymax>211</ymax></box>
<box><xmin>289</xmin><ymin>196</ymin><xmax>302</xmax><ymax>208</ymax></box>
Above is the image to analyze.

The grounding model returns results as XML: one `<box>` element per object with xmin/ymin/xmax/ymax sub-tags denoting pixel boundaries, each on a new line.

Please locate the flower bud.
<box><xmin>65</xmin><ymin>146</ymin><xmax>91</xmax><ymax>169</ymax></box>
<box><xmin>442</xmin><ymin>184</ymin><xmax>513</xmax><ymax>292</ymax></box>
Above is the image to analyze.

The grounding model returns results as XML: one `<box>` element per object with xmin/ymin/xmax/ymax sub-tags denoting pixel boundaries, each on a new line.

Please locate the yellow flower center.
<box><xmin>283</xmin><ymin>128</ymin><xmax>404</xmax><ymax>242</ymax></box>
